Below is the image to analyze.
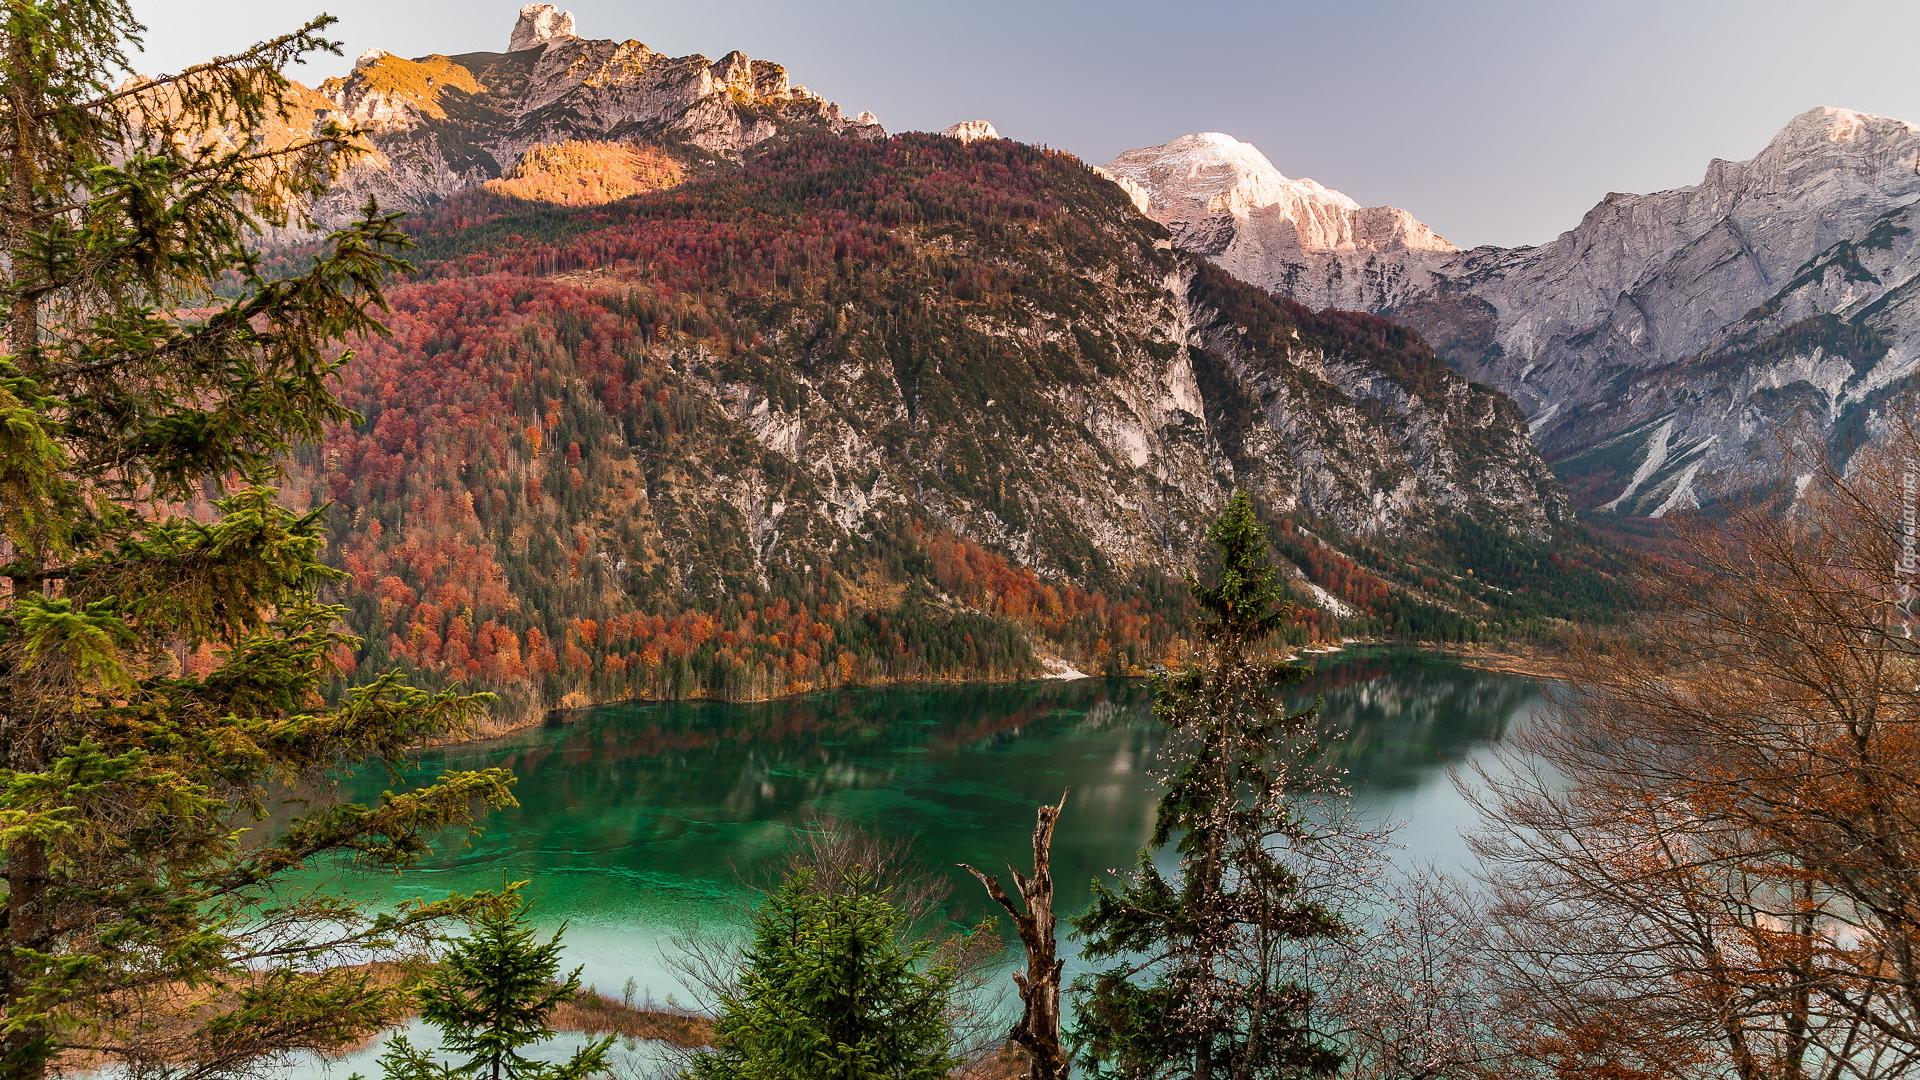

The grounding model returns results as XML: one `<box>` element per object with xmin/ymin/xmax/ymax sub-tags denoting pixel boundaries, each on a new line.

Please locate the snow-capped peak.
<box><xmin>1099</xmin><ymin>132</ymin><xmax>1455</xmax><ymax>310</ymax></box>
<box><xmin>1103</xmin><ymin>132</ymin><xmax>1358</xmax><ymax>218</ymax></box>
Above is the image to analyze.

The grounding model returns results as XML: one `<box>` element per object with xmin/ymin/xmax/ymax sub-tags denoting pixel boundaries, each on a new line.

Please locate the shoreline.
<box><xmin>48</xmin><ymin>968</ymin><xmax>716</xmax><ymax>1074</ymax></box>
<box><xmin>435</xmin><ymin>639</ymin><xmax>1573</xmax><ymax>750</ymax></box>
<box><xmin>1433</xmin><ymin>642</ymin><xmax>1576</xmax><ymax>682</ymax></box>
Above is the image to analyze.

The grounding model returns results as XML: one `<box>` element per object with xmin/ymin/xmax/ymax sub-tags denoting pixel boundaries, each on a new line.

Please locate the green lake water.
<box><xmin>303</xmin><ymin>647</ymin><xmax>1541</xmax><ymax>1006</ymax></box>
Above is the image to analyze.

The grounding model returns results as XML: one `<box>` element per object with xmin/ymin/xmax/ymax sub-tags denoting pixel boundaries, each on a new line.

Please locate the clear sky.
<box><xmin>128</xmin><ymin>0</ymin><xmax>1920</xmax><ymax>249</ymax></box>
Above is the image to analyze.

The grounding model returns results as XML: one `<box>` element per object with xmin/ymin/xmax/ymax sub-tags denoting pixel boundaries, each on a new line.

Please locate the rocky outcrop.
<box><xmin>1171</xmin><ymin>269</ymin><xmax>1567</xmax><ymax>539</ymax></box>
<box><xmin>1091</xmin><ymin>166</ymin><xmax>1151</xmax><ymax>215</ymax></box>
<box><xmin>479</xmin><ymin>139</ymin><xmax>686</xmax><ymax>205</ymax></box>
<box><xmin>1102</xmin><ymin>132</ymin><xmax>1458</xmax><ymax>312</ymax></box>
<box><xmin>940</xmin><ymin>120</ymin><xmax>999</xmax><ymax>143</ymax></box>
<box><xmin>509</xmin><ymin>4</ymin><xmax>576</xmax><ymax>52</ymax></box>
<box><xmin>1113</xmin><ymin>111</ymin><xmax>1920</xmax><ymax>515</ymax></box>
<box><xmin>275</xmin><ymin>7</ymin><xmax>883</xmax><ymax>222</ymax></box>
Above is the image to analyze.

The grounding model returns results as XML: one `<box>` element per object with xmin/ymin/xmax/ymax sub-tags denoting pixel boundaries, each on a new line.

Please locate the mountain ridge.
<box><xmin>254</xmin><ymin>4</ymin><xmax>885</xmax><ymax>224</ymax></box>
<box><xmin>280</xmin><ymin>133</ymin><xmax>1614</xmax><ymax>724</ymax></box>
<box><xmin>1110</xmin><ymin>107</ymin><xmax>1920</xmax><ymax>516</ymax></box>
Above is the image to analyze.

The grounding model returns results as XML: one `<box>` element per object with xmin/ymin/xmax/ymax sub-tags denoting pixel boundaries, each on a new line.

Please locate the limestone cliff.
<box><xmin>1111</xmin><ymin>110</ymin><xmax>1920</xmax><ymax>515</ymax></box>
<box><xmin>1101</xmin><ymin>132</ymin><xmax>1457</xmax><ymax>312</ymax></box>
<box><xmin>273</xmin><ymin>5</ymin><xmax>882</xmax><ymax>222</ymax></box>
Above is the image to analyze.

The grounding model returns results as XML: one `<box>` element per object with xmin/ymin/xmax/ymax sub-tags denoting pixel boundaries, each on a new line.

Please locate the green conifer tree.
<box><xmin>376</xmin><ymin>897</ymin><xmax>612</xmax><ymax>1080</ymax></box>
<box><xmin>0</xmin><ymin>4</ymin><xmax>513</xmax><ymax>1078</ymax></box>
<box><xmin>1070</xmin><ymin>492</ymin><xmax>1346</xmax><ymax>1079</ymax></box>
<box><xmin>687</xmin><ymin>868</ymin><xmax>967</xmax><ymax>1080</ymax></box>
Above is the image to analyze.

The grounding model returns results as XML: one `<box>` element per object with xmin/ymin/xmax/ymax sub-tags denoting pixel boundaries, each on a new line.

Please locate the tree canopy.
<box><xmin>689</xmin><ymin>867</ymin><xmax>973</xmax><ymax>1080</ymax></box>
<box><xmin>0</xmin><ymin>4</ymin><xmax>511</xmax><ymax>1077</ymax></box>
<box><xmin>377</xmin><ymin>896</ymin><xmax>611</xmax><ymax>1080</ymax></box>
<box><xmin>1073</xmin><ymin>492</ymin><xmax>1346</xmax><ymax>1080</ymax></box>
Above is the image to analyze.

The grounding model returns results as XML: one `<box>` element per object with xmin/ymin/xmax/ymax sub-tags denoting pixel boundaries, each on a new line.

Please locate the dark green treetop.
<box><xmin>1191</xmin><ymin>491</ymin><xmax>1290</xmax><ymax>646</ymax></box>
<box><xmin>688</xmin><ymin>867</ymin><xmax>972</xmax><ymax>1080</ymax></box>
<box><xmin>1071</xmin><ymin>490</ymin><xmax>1346</xmax><ymax>1079</ymax></box>
<box><xmin>376</xmin><ymin>895</ymin><xmax>612</xmax><ymax>1080</ymax></box>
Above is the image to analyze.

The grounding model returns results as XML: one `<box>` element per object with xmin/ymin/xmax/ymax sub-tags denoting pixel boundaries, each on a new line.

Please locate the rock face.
<box><xmin>1112</xmin><ymin>110</ymin><xmax>1920</xmax><ymax>515</ymax></box>
<box><xmin>509</xmin><ymin>4</ymin><xmax>576</xmax><ymax>52</ymax></box>
<box><xmin>1102</xmin><ymin>133</ymin><xmax>1458</xmax><ymax>312</ymax></box>
<box><xmin>940</xmin><ymin>120</ymin><xmax>999</xmax><ymax>143</ymax></box>
<box><xmin>282</xmin><ymin>8</ymin><xmax>882</xmax><ymax>222</ymax></box>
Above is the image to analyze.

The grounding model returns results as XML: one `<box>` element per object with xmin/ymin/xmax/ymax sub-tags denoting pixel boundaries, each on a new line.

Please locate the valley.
<box><xmin>240</xmin><ymin>8</ymin><xmax>1637</xmax><ymax>727</ymax></box>
<box><xmin>10</xmin><ymin>3</ymin><xmax>1920</xmax><ymax>1078</ymax></box>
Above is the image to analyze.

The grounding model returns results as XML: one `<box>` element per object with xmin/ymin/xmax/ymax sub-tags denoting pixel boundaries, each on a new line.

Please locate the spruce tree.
<box><xmin>376</xmin><ymin>898</ymin><xmax>612</xmax><ymax>1080</ymax></box>
<box><xmin>687</xmin><ymin>868</ymin><xmax>967</xmax><ymax>1080</ymax></box>
<box><xmin>0</xmin><ymin>4</ymin><xmax>513</xmax><ymax>1078</ymax></box>
<box><xmin>1071</xmin><ymin>492</ymin><xmax>1345</xmax><ymax>1079</ymax></box>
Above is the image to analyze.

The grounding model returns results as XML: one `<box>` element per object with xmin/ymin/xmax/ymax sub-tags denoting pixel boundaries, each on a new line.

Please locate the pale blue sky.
<box><xmin>130</xmin><ymin>0</ymin><xmax>1920</xmax><ymax>248</ymax></box>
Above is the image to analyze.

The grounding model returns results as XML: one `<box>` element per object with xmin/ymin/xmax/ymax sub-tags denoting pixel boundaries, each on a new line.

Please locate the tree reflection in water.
<box><xmin>299</xmin><ymin>648</ymin><xmax>1538</xmax><ymax>1000</ymax></box>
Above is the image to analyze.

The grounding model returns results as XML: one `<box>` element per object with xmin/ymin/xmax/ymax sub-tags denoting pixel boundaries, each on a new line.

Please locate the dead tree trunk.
<box><xmin>961</xmin><ymin>789</ymin><xmax>1070</xmax><ymax>1080</ymax></box>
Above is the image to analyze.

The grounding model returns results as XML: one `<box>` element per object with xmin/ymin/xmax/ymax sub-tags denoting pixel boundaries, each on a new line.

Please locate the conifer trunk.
<box><xmin>3</xmin><ymin>11</ymin><xmax>36</xmax><ymax>366</ymax></box>
<box><xmin>0</xmin><ymin>11</ymin><xmax>51</xmax><ymax>1076</ymax></box>
<box><xmin>2</xmin><ymin>841</ymin><xmax>50</xmax><ymax>1080</ymax></box>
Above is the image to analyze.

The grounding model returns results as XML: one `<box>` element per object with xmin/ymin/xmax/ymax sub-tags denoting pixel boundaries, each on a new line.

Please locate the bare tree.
<box><xmin>1307</xmin><ymin>873</ymin><xmax>1509</xmax><ymax>1080</ymax></box>
<box><xmin>1464</xmin><ymin>416</ymin><xmax>1920</xmax><ymax>1079</ymax></box>
<box><xmin>962</xmin><ymin>790</ymin><xmax>1071</xmax><ymax>1080</ymax></box>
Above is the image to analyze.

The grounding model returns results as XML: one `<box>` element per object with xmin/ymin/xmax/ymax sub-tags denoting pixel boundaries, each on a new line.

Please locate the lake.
<box><xmin>301</xmin><ymin>646</ymin><xmax>1542</xmax><ymax>1007</ymax></box>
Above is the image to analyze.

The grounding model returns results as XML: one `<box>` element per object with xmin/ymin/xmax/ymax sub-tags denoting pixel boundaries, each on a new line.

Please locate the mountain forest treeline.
<box><xmin>19</xmin><ymin>5</ymin><xmax>1916</xmax><ymax>1080</ymax></box>
<box><xmin>250</xmin><ymin>133</ymin><xmax>1634</xmax><ymax>723</ymax></box>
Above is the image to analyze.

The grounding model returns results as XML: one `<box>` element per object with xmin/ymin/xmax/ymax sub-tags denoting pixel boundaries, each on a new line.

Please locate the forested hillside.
<box><xmin>266</xmin><ymin>133</ymin><xmax>1628</xmax><ymax>725</ymax></box>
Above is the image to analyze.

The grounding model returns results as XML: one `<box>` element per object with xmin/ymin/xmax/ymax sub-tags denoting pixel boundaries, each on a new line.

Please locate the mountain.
<box><xmin>1109</xmin><ymin>109</ymin><xmax>1920</xmax><ymax>515</ymax></box>
<box><xmin>274</xmin><ymin>132</ymin><xmax>1618</xmax><ymax>724</ymax></box>
<box><xmin>199</xmin><ymin>10</ymin><xmax>1639</xmax><ymax>723</ymax></box>
<box><xmin>271</xmin><ymin>5</ymin><xmax>884</xmax><ymax>223</ymax></box>
<box><xmin>1101</xmin><ymin>133</ymin><xmax>1458</xmax><ymax>312</ymax></box>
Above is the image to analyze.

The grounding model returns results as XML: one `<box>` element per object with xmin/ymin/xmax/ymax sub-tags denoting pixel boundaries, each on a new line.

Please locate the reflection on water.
<box><xmin>297</xmin><ymin>647</ymin><xmax>1539</xmax><ymax>1004</ymax></box>
<box><xmin>1308</xmin><ymin>649</ymin><xmax>1540</xmax><ymax>791</ymax></box>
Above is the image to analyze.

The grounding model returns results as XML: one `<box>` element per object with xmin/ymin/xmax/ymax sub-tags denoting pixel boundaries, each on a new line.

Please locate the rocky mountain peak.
<box><xmin>1122</xmin><ymin>106</ymin><xmax>1920</xmax><ymax>518</ymax></box>
<box><xmin>1105</xmin><ymin>131</ymin><xmax>1456</xmax><ymax>256</ymax></box>
<box><xmin>941</xmin><ymin>120</ymin><xmax>999</xmax><ymax>143</ymax></box>
<box><xmin>286</xmin><ymin>11</ymin><xmax>885</xmax><ymax>224</ymax></box>
<box><xmin>320</xmin><ymin>51</ymin><xmax>485</xmax><ymax>133</ymax></box>
<box><xmin>1768</xmin><ymin>105</ymin><xmax>1920</xmax><ymax>153</ymax></box>
<box><xmin>1104</xmin><ymin>132</ymin><xmax>1330</xmax><ymax>219</ymax></box>
<box><xmin>1102</xmin><ymin>132</ymin><xmax>1456</xmax><ymax>311</ymax></box>
<box><xmin>510</xmin><ymin>4</ymin><xmax>578</xmax><ymax>52</ymax></box>
<box><xmin>1733</xmin><ymin>106</ymin><xmax>1920</xmax><ymax>206</ymax></box>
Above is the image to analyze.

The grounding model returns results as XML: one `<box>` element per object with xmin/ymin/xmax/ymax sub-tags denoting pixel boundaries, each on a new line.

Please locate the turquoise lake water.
<box><xmin>298</xmin><ymin>646</ymin><xmax>1541</xmax><ymax>1010</ymax></box>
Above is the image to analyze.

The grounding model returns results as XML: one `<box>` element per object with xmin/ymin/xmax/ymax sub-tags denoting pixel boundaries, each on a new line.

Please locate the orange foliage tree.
<box><xmin>1469</xmin><ymin>424</ymin><xmax>1920</xmax><ymax>1079</ymax></box>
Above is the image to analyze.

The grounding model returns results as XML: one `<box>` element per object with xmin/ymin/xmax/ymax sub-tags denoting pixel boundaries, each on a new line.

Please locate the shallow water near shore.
<box><xmin>279</xmin><ymin>647</ymin><xmax>1540</xmax><ymax>1076</ymax></box>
